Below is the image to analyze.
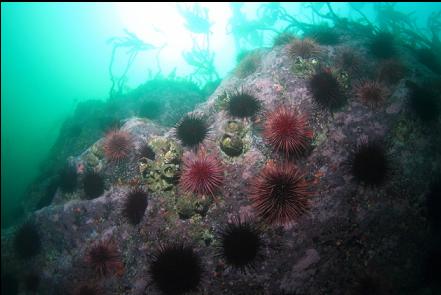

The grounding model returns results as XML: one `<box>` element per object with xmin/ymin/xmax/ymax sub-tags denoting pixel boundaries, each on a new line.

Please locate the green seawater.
<box><xmin>1</xmin><ymin>2</ymin><xmax>441</xmax><ymax>227</ymax></box>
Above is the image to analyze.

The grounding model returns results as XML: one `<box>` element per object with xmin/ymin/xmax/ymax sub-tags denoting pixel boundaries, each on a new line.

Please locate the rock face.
<box><xmin>2</xmin><ymin>34</ymin><xmax>441</xmax><ymax>295</ymax></box>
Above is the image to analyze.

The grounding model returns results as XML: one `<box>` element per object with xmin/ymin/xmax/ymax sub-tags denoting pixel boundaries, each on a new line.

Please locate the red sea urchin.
<box><xmin>179</xmin><ymin>150</ymin><xmax>224</xmax><ymax>196</ymax></box>
<box><xmin>103</xmin><ymin>129</ymin><xmax>134</xmax><ymax>163</ymax></box>
<box><xmin>85</xmin><ymin>240</ymin><xmax>123</xmax><ymax>277</ymax></box>
<box><xmin>263</xmin><ymin>105</ymin><xmax>313</xmax><ymax>158</ymax></box>
<box><xmin>249</xmin><ymin>161</ymin><xmax>310</xmax><ymax>226</ymax></box>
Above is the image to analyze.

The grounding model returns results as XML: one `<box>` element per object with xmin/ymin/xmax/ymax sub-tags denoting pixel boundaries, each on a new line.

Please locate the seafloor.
<box><xmin>2</xmin><ymin>26</ymin><xmax>441</xmax><ymax>295</ymax></box>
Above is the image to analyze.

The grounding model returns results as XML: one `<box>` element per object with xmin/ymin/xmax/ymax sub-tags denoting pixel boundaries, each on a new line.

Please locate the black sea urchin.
<box><xmin>13</xmin><ymin>222</ymin><xmax>41</xmax><ymax>259</ymax></box>
<box><xmin>309</xmin><ymin>70</ymin><xmax>346</xmax><ymax>111</ymax></box>
<box><xmin>249</xmin><ymin>162</ymin><xmax>310</xmax><ymax>225</ymax></box>
<box><xmin>350</xmin><ymin>140</ymin><xmax>391</xmax><ymax>187</ymax></box>
<box><xmin>138</xmin><ymin>142</ymin><xmax>155</xmax><ymax>160</ymax></box>
<box><xmin>227</xmin><ymin>90</ymin><xmax>261</xmax><ymax>119</ymax></box>
<box><xmin>218</xmin><ymin>218</ymin><xmax>264</xmax><ymax>272</ymax></box>
<box><xmin>82</xmin><ymin>171</ymin><xmax>105</xmax><ymax>200</ymax></box>
<box><xmin>123</xmin><ymin>188</ymin><xmax>148</xmax><ymax>225</ymax></box>
<box><xmin>150</xmin><ymin>243</ymin><xmax>203</xmax><ymax>295</ymax></box>
<box><xmin>175</xmin><ymin>114</ymin><xmax>209</xmax><ymax>148</ymax></box>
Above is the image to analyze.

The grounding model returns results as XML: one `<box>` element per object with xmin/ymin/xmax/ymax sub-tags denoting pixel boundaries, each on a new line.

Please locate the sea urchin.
<box><xmin>150</xmin><ymin>243</ymin><xmax>203</xmax><ymax>295</ymax></box>
<box><xmin>122</xmin><ymin>188</ymin><xmax>148</xmax><ymax>225</ymax></box>
<box><xmin>309</xmin><ymin>70</ymin><xmax>345</xmax><ymax>111</ymax></box>
<box><xmin>350</xmin><ymin>140</ymin><xmax>391</xmax><ymax>186</ymax></box>
<box><xmin>175</xmin><ymin>114</ymin><xmax>209</xmax><ymax>148</ymax></box>
<box><xmin>249</xmin><ymin>162</ymin><xmax>310</xmax><ymax>225</ymax></box>
<box><xmin>355</xmin><ymin>81</ymin><xmax>390</xmax><ymax>108</ymax></box>
<box><xmin>263</xmin><ymin>105</ymin><xmax>313</xmax><ymax>158</ymax></box>
<box><xmin>227</xmin><ymin>90</ymin><xmax>261</xmax><ymax>119</ymax></box>
<box><xmin>179</xmin><ymin>151</ymin><xmax>224</xmax><ymax>196</ymax></box>
<box><xmin>82</xmin><ymin>171</ymin><xmax>105</xmax><ymax>200</ymax></box>
<box><xmin>85</xmin><ymin>240</ymin><xmax>122</xmax><ymax>277</ymax></box>
<box><xmin>288</xmin><ymin>38</ymin><xmax>320</xmax><ymax>59</ymax></box>
<box><xmin>218</xmin><ymin>218</ymin><xmax>264</xmax><ymax>272</ymax></box>
<box><xmin>103</xmin><ymin>129</ymin><xmax>134</xmax><ymax>163</ymax></box>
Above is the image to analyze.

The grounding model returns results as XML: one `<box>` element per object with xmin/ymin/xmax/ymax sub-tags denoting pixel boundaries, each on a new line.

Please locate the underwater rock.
<box><xmin>5</xmin><ymin>13</ymin><xmax>441</xmax><ymax>295</ymax></box>
<box><xmin>140</xmin><ymin>137</ymin><xmax>182</xmax><ymax>192</ymax></box>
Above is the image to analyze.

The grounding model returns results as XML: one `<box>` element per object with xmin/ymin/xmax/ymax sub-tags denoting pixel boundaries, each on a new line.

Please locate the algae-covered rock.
<box><xmin>140</xmin><ymin>137</ymin><xmax>182</xmax><ymax>192</ymax></box>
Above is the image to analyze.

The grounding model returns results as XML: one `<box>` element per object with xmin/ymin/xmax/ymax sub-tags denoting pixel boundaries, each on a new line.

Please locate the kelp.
<box><xmin>107</xmin><ymin>29</ymin><xmax>161</xmax><ymax>99</ymax></box>
<box><xmin>179</xmin><ymin>3</ymin><xmax>219</xmax><ymax>87</ymax></box>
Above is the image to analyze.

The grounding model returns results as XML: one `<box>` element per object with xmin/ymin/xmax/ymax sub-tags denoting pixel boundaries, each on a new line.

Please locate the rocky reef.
<box><xmin>2</xmin><ymin>24</ymin><xmax>441</xmax><ymax>295</ymax></box>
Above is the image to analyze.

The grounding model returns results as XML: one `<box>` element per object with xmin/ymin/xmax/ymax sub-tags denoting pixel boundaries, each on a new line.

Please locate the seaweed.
<box><xmin>179</xmin><ymin>3</ymin><xmax>219</xmax><ymax>87</ymax></box>
<box><xmin>107</xmin><ymin>29</ymin><xmax>162</xmax><ymax>99</ymax></box>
